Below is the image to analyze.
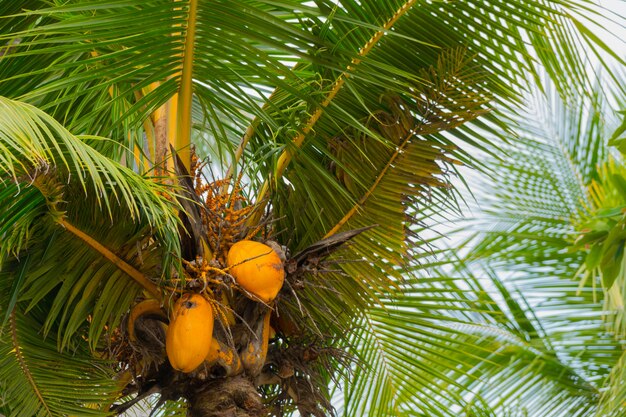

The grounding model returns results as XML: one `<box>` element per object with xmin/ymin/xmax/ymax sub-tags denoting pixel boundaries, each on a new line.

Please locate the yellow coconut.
<box><xmin>204</xmin><ymin>338</ymin><xmax>242</xmax><ymax>375</ymax></box>
<box><xmin>226</xmin><ymin>240</ymin><xmax>285</xmax><ymax>302</ymax></box>
<box><xmin>165</xmin><ymin>293</ymin><xmax>214</xmax><ymax>373</ymax></box>
<box><xmin>204</xmin><ymin>338</ymin><xmax>222</xmax><ymax>365</ymax></box>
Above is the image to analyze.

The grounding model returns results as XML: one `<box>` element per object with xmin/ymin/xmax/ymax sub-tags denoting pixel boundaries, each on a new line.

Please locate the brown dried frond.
<box><xmin>261</xmin><ymin>336</ymin><xmax>349</xmax><ymax>417</ymax></box>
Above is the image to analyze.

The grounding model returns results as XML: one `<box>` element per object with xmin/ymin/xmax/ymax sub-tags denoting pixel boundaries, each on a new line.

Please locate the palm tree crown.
<box><xmin>0</xmin><ymin>1</ymin><xmax>624</xmax><ymax>416</ymax></box>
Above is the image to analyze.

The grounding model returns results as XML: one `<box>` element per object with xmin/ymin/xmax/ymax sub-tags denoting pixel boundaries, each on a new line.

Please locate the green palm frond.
<box><xmin>444</xmin><ymin>75</ymin><xmax>626</xmax><ymax>416</ymax></box>
<box><xmin>0</xmin><ymin>0</ymin><xmax>324</xmax><ymax>168</ymax></box>
<box><xmin>1</xmin><ymin>1</ymin><xmax>624</xmax><ymax>416</ymax></box>
<box><xmin>243</xmin><ymin>0</ymin><xmax>611</xmax><ymax>183</ymax></box>
<box><xmin>461</xmin><ymin>267</ymin><xmax>605</xmax><ymax>417</ymax></box>
<box><xmin>0</xmin><ymin>96</ymin><xmax>181</xmax><ymax>256</ymax></box>
<box><xmin>0</xmin><ymin>184</ymin><xmax>46</xmax><ymax>264</ymax></box>
<box><xmin>0</xmin><ymin>0</ymin><xmax>612</xmax><ymax>170</ymax></box>
<box><xmin>242</xmin><ymin>3</ymin><xmax>622</xmax><ymax>415</ymax></box>
<box><xmin>11</xmin><ymin>198</ymin><xmax>166</xmax><ymax>351</ymax></box>
<box><xmin>595</xmin><ymin>350</ymin><xmax>626</xmax><ymax>417</ymax></box>
<box><xmin>568</xmin><ymin>157</ymin><xmax>626</xmax><ymax>336</ymax></box>
<box><xmin>332</xmin><ymin>263</ymin><xmax>607</xmax><ymax>417</ymax></box>
<box><xmin>0</xmin><ymin>277</ymin><xmax>117</xmax><ymax>417</ymax></box>
<box><xmin>251</xmin><ymin>0</ymin><xmax>614</xmax><ymax>298</ymax></box>
<box><xmin>0</xmin><ymin>97</ymin><xmax>182</xmax><ymax>349</ymax></box>
<box><xmin>327</xmin><ymin>70</ymin><xmax>626</xmax><ymax>417</ymax></box>
<box><xmin>460</xmin><ymin>78</ymin><xmax>614</xmax><ymax>267</ymax></box>
<box><xmin>270</xmin><ymin>47</ymin><xmax>490</xmax><ymax>335</ymax></box>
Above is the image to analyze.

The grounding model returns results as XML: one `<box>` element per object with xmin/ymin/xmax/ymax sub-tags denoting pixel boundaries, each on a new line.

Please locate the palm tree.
<box><xmin>0</xmin><ymin>1</ymin><xmax>622</xmax><ymax>416</ymax></box>
<box><xmin>454</xmin><ymin>74</ymin><xmax>626</xmax><ymax>417</ymax></box>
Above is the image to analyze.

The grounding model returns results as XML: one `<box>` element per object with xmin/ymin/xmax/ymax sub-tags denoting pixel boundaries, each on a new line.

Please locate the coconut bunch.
<box><xmin>114</xmin><ymin>153</ymin><xmax>363</xmax><ymax>416</ymax></box>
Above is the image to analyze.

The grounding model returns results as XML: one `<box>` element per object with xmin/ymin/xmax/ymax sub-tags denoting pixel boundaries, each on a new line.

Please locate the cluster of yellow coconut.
<box><xmin>165</xmin><ymin>240</ymin><xmax>285</xmax><ymax>373</ymax></box>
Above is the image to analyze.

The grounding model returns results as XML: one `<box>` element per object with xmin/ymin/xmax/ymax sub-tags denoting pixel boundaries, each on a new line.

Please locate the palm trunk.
<box><xmin>188</xmin><ymin>376</ymin><xmax>264</xmax><ymax>417</ymax></box>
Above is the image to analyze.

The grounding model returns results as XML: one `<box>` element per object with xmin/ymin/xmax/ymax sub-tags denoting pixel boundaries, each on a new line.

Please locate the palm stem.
<box><xmin>324</xmin><ymin>132</ymin><xmax>412</xmax><ymax>238</ymax></box>
<box><xmin>57</xmin><ymin>218</ymin><xmax>162</xmax><ymax>301</ymax></box>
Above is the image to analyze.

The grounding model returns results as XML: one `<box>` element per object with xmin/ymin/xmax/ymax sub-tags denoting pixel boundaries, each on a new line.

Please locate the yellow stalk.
<box><xmin>152</xmin><ymin>0</ymin><xmax>199</xmax><ymax>175</ymax></box>
<box><xmin>248</xmin><ymin>0</ymin><xmax>417</xmax><ymax>226</ymax></box>
<box><xmin>175</xmin><ymin>0</ymin><xmax>198</xmax><ymax>172</ymax></box>
<box><xmin>133</xmin><ymin>144</ymin><xmax>143</xmax><ymax>171</ymax></box>
<box><xmin>171</xmin><ymin>0</ymin><xmax>214</xmax><ymax>259</ymax></box>
<box><xmin>58</xmin><ymin>218</ymin><xmax>162</xmax><ymax>301</ymax></box>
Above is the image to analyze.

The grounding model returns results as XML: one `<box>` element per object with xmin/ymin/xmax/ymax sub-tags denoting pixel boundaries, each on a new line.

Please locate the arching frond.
<box><xmin>0</xmin><ymin>277</ymin><xmax>117</xmax><ymax>417</ymax></box>
<box><xmin>0</xmin><ymin>2</ymin><xmax>624</xmax><ymax>417</ymax></box>
<box><xmin>0</xmin><ymin>96</ymin><xmax>181</xmax><ymax>258</ymax></box>
<box><xmin>334</xmin><ymin>264</ymin><xmax>608</xmax><ymax>417</ymax></box>
<box><xmin>595</xmin><ymin>350</ymin><xmax>626</xmax><ymax>417</ymax></box>
<box><xmin>0</xmin><ymin>97</ymin><xmax>181</xmax><ymax>349</ymax></box>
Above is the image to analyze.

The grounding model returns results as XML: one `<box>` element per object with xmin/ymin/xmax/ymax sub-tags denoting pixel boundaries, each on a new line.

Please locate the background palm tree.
<box><xmin>0</xmin><ymin>1</ymin><xmax>624</xmax><ymax>416</ymax></box>
<box><xmin>453</xmin><ymin>74</ymin><xmax>626</xmax><ymax>417</ymax></box>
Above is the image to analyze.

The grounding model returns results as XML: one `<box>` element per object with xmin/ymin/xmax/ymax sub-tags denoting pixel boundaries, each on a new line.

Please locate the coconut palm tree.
<box><xmin>0</xmin><ymin>1</ymin><xmax>622</xmax><ymax>416</ymax></box>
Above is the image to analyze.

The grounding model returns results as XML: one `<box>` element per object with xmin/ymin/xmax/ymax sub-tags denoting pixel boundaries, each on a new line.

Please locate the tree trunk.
<box><xmin>188</xmin><ymin>375</ymin><xmax>264</xmax><ymax>417</ymax></box>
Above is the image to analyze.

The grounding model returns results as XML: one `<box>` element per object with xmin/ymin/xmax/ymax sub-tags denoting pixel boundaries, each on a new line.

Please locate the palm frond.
<box><xmin>1</xmin><ymin>2</ymin><xmax>624</xmax><ymax>416</ymax></box>
<box><xmin>0</xmin><ymin>0</ymin><xmax>614</xmax><ymax>171</ymax></box>
<box><xmin>443</xmin><ymin>73</ymin><xmax>626</xmax><ymax>415</ymax></box>
<box><xmin>0</xmin><ymin>96</ymin><xmax>181</xmax><ymax>255</ymax></box>
<box><xmin>0</xmin><ymin>277</ymin><xmax>117</xmax><ymax>417</ymax></box>
<box><xmin>0</xmin><ymin>97</ymin><xmax>182</xmax><ymax>349</ymax></box>
<box><xmin>327</xmin><ymin>68</ymin><xmax>626</xmax><ymax>417</ymax></box>
<box><xmin>595</xmin><ymin>350</ymin><xmax>626</xmax><ymax>417</ymax></box>
<box><xmin>0</xmin><ymin>0</ymin><xmax>324</xmax><ymax>169</ymax></box>
<box><xmin>247</xmin><ymin>0</ymin><xmax>616</xmax><ymax>302</ymax></box>
<box><xmin>13</xmin><ymin>198</ymin><xmax>167</xmax><ymax>351</ymax></box>
<box><xmin>272</xmin><ymin>48</ymin><xmax>490</xmax><ymax>330</ymax></box>
<box><xmin>242</xmin><ymin>0</ymin><xmax>614</xmax><ymax>187</ymax></box>
<box><xmin>333</xmin><ymin>262</ymin><xmax>607</xmax><ymax>417</ymax></box>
